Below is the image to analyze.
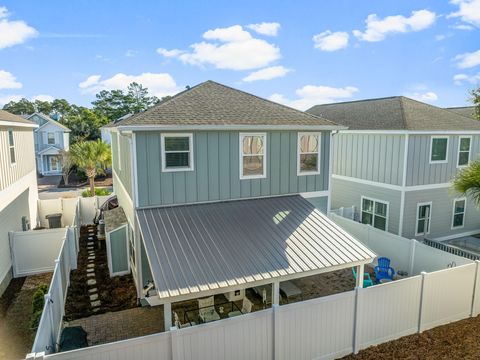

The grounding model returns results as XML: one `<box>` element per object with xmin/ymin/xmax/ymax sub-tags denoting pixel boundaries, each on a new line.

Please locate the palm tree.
<box><xmin>70</xmin><ymin>140</ymin><xmax>111</xmax><ymax>196</ymax></box>
<box><xmin>453</xmin><ymin>160</ymin><xmax>480</xmax><ymax>206</ymax></box>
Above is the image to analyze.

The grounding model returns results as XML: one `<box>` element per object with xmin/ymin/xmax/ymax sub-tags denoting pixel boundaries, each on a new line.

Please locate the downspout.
<box><xmin>327</xmin><ymin>130</ymin><xmax>337</xmax><ymax>213</ymax></box>
<box><xmin>398</xmin><ymin>133</ymin><xmax>409</xmax><ymax>236</ymax></box>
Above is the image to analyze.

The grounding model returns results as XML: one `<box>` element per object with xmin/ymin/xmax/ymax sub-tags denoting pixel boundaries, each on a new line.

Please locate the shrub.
<box><xmin>31</xmin><ymin>284</ymin><xmax>49</xmax><ymax>329</ymax></box>
<box><xmin>82</xmin><ymin>188</ymin><xmax>112</xmax><ymax>197</ymax></box>
<box><xmin>30</xmin><ymin>310</ymin><xmax>43</xmax><ymax>330</ymax></box>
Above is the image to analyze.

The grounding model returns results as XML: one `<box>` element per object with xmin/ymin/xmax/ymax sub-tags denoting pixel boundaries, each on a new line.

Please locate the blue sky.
<box><xmin>0</xmin><ymin>1</ymin><xmax>479</xmax><ymax>110</ymax></box>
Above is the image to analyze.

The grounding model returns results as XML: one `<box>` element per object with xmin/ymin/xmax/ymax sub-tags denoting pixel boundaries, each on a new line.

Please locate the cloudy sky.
<box><xmin>0</xmin><ymin>1</ymin><xmax>479</xmax><ymax>110</ymax></box>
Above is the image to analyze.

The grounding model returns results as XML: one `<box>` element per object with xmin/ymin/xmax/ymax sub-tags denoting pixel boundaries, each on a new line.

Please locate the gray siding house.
<box><xmin>107</xmin><ymin>81</ymin><xmax>375</xmax><ymax>329</ymax></box>
<box><xmin>26</xmin><ymin>113</ymin><xmax>71</xmax><ymax>176</ymax></box>
<box><xmin>308</xmin><ymin>97</ymin><xmax>480</xmax><ymax>241</ymax></box>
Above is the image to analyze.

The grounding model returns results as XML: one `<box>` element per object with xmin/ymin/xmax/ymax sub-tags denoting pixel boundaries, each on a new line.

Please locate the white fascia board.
<box><xmin>117</xmin><ymin>124</ymin><xmax>346</xmax><ymax>132</ymax></box>
<box><xmin>0</xmin><ymin>120</ymin><xmax>37</xmax><ymax>129</ymax></box>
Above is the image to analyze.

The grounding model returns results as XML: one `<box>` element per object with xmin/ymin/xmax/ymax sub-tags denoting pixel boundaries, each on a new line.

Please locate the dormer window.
<box><xmin>161</xmin><ymin>133</ymin><xmax>194</xmax><ymax>172</ymax></box>
<box><xmin>47</xmin><ymin>132</ymin><xmax>55</xmax><ymax>145</ymax></box>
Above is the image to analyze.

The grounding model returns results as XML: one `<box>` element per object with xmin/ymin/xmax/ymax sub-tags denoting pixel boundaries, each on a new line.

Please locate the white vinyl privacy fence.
<box><xmin>29</xmin><ymin>260</ymin><xmax>480</xmax><ymax>360</ymax></box>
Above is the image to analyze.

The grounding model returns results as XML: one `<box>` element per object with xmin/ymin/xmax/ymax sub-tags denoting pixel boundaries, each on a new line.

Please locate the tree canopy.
<box><xmin>469</xmin><ymin>87</ymin><xmax>480</xmax><ymax>120</ymax></box>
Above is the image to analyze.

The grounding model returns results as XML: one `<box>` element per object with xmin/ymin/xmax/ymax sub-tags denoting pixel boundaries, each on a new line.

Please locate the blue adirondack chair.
<box><xmin>352</xmin><ymin>267</ymin><xmax>374</xmax><ymax>288</ymax></box>
<box><xmin>374</xmin><ymin>257</ymin><xmax>395</xmax><ymax>283</ymax></box>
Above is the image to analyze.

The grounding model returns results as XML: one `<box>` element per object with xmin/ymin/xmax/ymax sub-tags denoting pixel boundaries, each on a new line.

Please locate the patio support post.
<box><xmin>272</xmin><ymin>281</ymin><xmax>280</xmax><ymax>305</ymax></box>
<box><xmin>409</xmin><ymin>239</ymin><xmax>416</xmax><ymax>276</ymax></box>
<box><xmin>164</xmin><ymin>302</ymin><xmax>172</xmax><ymax>331</ymax></box>
<box><xmin>356</xmin><ymin>264</ymin><xmax>364</xmax><ymax>288</ymax></box>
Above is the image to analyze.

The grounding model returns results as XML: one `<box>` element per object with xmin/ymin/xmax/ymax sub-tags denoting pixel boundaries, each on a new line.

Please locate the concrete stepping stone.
<box><xmin>92</xmin><ymin>307</ymin><xmax>100</xmax><ymax>313</ymax></box>
<box><xmin>89</xmin><ymin>287</ymin><xmax>97</xmax><ymax>293</ymax></box>
<box><xmin>87</xmin><ymin>242</ymin><xmax>93</xmax><ymax>246</ymax></box>
<box><xmin>88</xmin><ymin>256</ymin><xmax>95</xmax><ymax>260</ymax></box>
<box><xmin>87</xmin><ymin>268</ymin><xmax>94</xmax><ymax>273</ymax></box>
<box><xmin>87</xmin><ymin>279</ymin><xmax>97</xmax><ymax>286</ymax></box>
<box><xmin>87</xmin><ymin>264</ymin><xmax>95</xmax><ymax>268</ymax></box>
<box><xmin>87</xmin><ymin>273</ymin><xmax>95</xmax><ymax>278</ymax></box>
<box><xmin>90</xmin><ymin>294</ymin><xmax>98</xmax><ymax>301</ymax></box>
<box><xmin>91</xmin><ymin>300</ymin><xmax>101</xmax><ymax>307</ymax></box>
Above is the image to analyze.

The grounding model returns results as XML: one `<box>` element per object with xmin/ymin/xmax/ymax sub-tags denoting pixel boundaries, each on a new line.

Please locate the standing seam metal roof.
<box><xmin>136</xmin><ymin>195</ymin><xmax>375</xmax><ymax>300</ymax></box>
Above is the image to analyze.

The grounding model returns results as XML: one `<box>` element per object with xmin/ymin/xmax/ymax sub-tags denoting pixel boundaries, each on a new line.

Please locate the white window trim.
<box><xmin>297</xmin><ymin>132</ymin><xmax>321</xmax><ymax>176</ymax></box>
<box><xmin>457</xmin><ymin>135</ymin><xmax>472</xmax><ymax>168</ymax></box>
<box><xmin>49</xmin><ymin>156</ymin><xmax>59</xmax><ymax>172</ymax></box>
<box><xmin>239</xmin><ymin>132</ymin><xmax>267</xmax><ymax>180</ymax></box>
<box><xmin>360</xmin><ymin>196</ymin><xmax>389</xmax><ymax>232</ymax></box>
<box><xmin>451</xmin><ymin>197</ymin><xmax>467</xmax><ymax>230</ymax></box>
<box><xmin>415</xmin><ymin>201</ymin><xmax>432</xmax><ymax>236</ymax></box>
<box><xmin>7</xmin><ymin>128</ymin><xmax>16</xmax><ymax>166</ymax></box>
<box><xmin>160</xmin><ymin>133</ymin><xmax>194</xmax><ymax>172</ymax></box>
<box><xmin>117</xmin><ymin>132</ymin><xmax>122</xmax><ymax>171</ymax></box>
<box><xmin>47</xmin><ymin>131</ymin><xmax>56</xmax><ymax>145</ymax></box>
<box><xmin>429</xmin><ymin>136</ymin><xmax>449</xmax><ymax>164</ymax></box>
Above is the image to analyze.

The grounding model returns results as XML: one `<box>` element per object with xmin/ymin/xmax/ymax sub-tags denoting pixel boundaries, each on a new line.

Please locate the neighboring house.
<box><xmin>0</xmin><ymin>110</ymin><xmax>38</xmax><ymax>295</ymax></box>
<box><xmin>308</xmin><ymin>96</ymin><xmax>480</xmax><ymax>241</ymax></box>
<box><xmin>101</xmin><ymin>113</ymin><xmax>133</xmax><ymax>145</ymax></box>
<box><xmin>26</xmin><ymin>112</ymin><xmax>71</xmax><ymax>176</ymax></box>
<box><xmin>107</xmin><ymin>80</ymin><xmax>375</xmax><ymax>328</ymax></box>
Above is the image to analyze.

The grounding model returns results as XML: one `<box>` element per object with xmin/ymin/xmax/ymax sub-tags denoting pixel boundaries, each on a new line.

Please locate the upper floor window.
<box><xmin>161</xmin><ymin>133</ymin><xmax>194</xmax><ymax>172</ymax></box>
<box><xmin>452</xmin><ymin>198</ymin><xmax>466</xmax><ymax>229</ymax></box>
<box><xmin>297</xmin><ymin>133</ymin><xmax>321</xmax><ymax>176</ymax></box>
<box><xmin>430</xmin><ymin>136</ymin><xmax>448</xmax><ymax>163</ymax></box>
<box><xmin>457</xmin><ymin>136</ymin><xmax>471</xmax><ymax>168</ymax></box>
<box><xmin>416</xmin><ymin>202</ymin><xmax>432</xmax><ymax>236</ymax></box>
<box><xmin>240</xmin><ymin>133</ymin><xmax>266</xmax><ymax>179</ymax></box>
<box><xmin>8</xmin><ymin>129</ymin><xmax>15</xmax><ymax>164</ymax></box>
<box><xmin>361</xmin><ymin>197</ymin><xmax>388</xmax><ymax>231</ymax></box>
<box><xmin>47</xmin><ymin>132</ymin><xmax>55</xmax><ymax>145</ymax></box>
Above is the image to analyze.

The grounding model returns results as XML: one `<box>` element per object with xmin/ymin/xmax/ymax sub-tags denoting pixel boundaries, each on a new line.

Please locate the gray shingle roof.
<box><xmin>446</xmin><ymin>106</ymin><xmax>476</xmax><ymax>119</ymax></box>
<box><xmin>307</xmin><ymin>97</ymin><xmax>480</xmax><ymax>131</ymax></box>
<box><xmin>0</xmin><ymin>110</ymin><xmax>37</xmax><ymax>126</ymax></box>
<box><xmin>137</xmin><ymin>195</ymin><xmax>375</xmax><ymax>300</ymax></box>
<box><xmin>114</xmin><ymin>80</ymin><xmax>338</xmax><ymax>128</ymax></box>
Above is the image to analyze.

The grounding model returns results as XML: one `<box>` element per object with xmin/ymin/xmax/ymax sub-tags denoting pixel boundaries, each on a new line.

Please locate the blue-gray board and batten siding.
<box><xmin>135</xmin><ymin>131</ymin><xmax>330</xmax><ymax>207</ymax></box>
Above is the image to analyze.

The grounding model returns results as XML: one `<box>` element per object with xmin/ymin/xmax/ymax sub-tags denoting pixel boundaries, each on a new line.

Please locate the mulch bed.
<box><xmin>64</xmin><ymin>225</ymin><xmax>137</xmax><ymax>321</ymax></box>
<box><xmin>341</xmin><ymin>315</ymin><xmax>480</xmax><ymax>360</ymax></box>
<box><xmin>58</xmin><ymin>172</ymin><xmax>113</xmax><ymax>189</ymax></box>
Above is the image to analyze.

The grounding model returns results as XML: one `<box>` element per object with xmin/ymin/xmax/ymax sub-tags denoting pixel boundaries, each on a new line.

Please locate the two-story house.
<box><xmin>26</xmin><ymin>113</ymin><xmax>70</xmax><ymax>176</ymax></box>
<box><xmin>107</xmin><ymin>81</ymin><xmax>375</xmax><ymax>329</ymax></box>
<box><xmin>307</xmin><ymin>97</ymin><xmax>480</xmax><ymax>241</ymax></box>
<box><xmin>0</xmin><ymin>110</ymin><xmax>38</xmax><ymax>295</ymax></box>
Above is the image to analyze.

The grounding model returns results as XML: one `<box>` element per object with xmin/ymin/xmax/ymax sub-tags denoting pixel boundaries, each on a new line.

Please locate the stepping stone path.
<box><xmin>85</xmin><ymin>226</ymin><xmax>101</xmax><ymax>310</ymax></box>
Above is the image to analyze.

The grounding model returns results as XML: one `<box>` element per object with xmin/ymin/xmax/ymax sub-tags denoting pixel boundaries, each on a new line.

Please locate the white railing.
<box><xmin>30</xmin><ymin>202</ymin><xmax>80</xmax><ymax>354</ymax></box>
<box><xmin>27</xmin><ymin>259</ymin><xmax>480</xmax><ymax>360</ymax></box>
<box><xmin>330</xmin><ymin>205</ymin><xmax>356</xmax><ymax>220</ymax></box>
<box><xmin>328</xmin><ymin>213</ymin><xmax>472</xmax><ymax>275</ymax></box>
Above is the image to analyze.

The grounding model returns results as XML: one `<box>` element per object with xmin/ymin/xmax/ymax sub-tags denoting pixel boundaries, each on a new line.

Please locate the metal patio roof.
<box><xmin>136</xmin><ymin>195</ymin><xmax>375</xmax><ymax>301</ymax></box>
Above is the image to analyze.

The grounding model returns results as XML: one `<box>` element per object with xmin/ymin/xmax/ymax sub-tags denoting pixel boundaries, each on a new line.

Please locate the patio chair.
<box><xmin>352</xmin><ymin>267</ymin><xmax>374</xmax><ymax>288</ymax></box>
<box><xmin>374</xmin><ymin>257</ymin><xmax>395</xmax><ymax>283</ymax></box>
<box><xmin>228</xmin><ymin>297</ymin><xmax>253</xmax><ymax>318</ymax></box>
<box><xmin>198</xmin><ymin>296</ymin><xmax>220</xmax><ymax>323</ymax></box>
<box><xmin>280</xmin><ymin>281</ymin><xmax>302</xmax><ymax>302</ymax></box>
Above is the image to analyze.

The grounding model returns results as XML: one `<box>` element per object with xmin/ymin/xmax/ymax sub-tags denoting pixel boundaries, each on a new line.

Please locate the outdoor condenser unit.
<box><xmin>21</xmin><ymin>216</ymin><xmax>30</xmax><ymax>231</ymax></box>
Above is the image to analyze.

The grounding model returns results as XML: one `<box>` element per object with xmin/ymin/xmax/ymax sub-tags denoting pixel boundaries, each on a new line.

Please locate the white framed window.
<box><xmin>8</xmin><ymin>129</ymin><xmax>15</xmax><ymax>165</ymax></box>
<box><xmin>239</xmin><ymin>133</ymin><xmax>266</xmax><ymax>179</ymax></box>
<box><xmin>416</xmin><ymin>202</ymin><xmax>432</xmax><ymax>236</ymax></box>
<box><xmin>47</xmin><ymin>132</ymin><xmax>55</xmax><ymax>145</ymax></box>
<box><xmin>161</xmin><ymin>133</ymin><xmax>194</xmax><ymax>172</ymax></box>
<box><xmin>116</xmin><ymin>132</ymin><xmax>122</xmax><ymax>171</ymax></box>
<box><xmin>361</xmin><ymin>196</ymin><xmax>389</xmax><ymax>231</ymax></box>
<box><xmin>452</xmin><ymin>198</ymin><xmax>466</xmax><ymax>229</ymax></box>
<box><xmin>430</xmin><ymin>136</ymin><xmax>449</xmax><ymax>164</ymax></box>
<box><xmin>49</xmin><ymin>156</ymin><xmax>59</xmax><ymax>171</ymax></box>
<box><xmin>457</xmin><ymin>136</ymin><xmax>471</xmax><ymax>168</ymax></box>
<box><xmin>297</xmin><ymin>132</ymin><xmax>321</xmax><ymax>176</ymax></box>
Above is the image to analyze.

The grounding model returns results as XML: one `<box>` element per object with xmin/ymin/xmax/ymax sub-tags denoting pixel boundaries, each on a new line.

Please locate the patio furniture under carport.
<box><xmin>136</xmin><ymin>195</ymin><xmax>376</xmax><ymax>329</ymax></box>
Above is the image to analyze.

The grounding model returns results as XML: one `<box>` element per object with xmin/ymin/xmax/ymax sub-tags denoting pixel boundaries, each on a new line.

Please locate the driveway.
<box><xmin>37</xmin><ymin>175</ymin><xmax>61</xmax><ymax>192</ymax></box>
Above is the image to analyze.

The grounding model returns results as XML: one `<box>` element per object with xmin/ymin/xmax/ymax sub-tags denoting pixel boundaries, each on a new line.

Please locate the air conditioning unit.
<box><xmin>21</xmin><ymin>216</ymin><xmax>30</xmax><ymax>231</ymax></box>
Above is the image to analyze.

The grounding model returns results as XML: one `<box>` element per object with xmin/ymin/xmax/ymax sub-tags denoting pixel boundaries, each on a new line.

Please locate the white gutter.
<box><xmin>0</xmin><ymin>120</ymin><xmax>38</xmax><ymax>128</ymax></box>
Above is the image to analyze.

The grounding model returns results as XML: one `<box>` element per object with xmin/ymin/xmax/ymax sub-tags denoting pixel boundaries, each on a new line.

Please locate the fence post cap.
<box><xmin>420</xmin><ymin>271</ymin><xmax>427</xmax><ymax>276</ymax></box>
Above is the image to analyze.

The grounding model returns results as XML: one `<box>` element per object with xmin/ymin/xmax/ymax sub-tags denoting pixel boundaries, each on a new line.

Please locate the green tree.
<box><xmin>70</xmin><ymin>140</ymin><xmax>111</xmax><ymax>196</ymax></box>
<box><xmin>66</xmin><ymin>106</ymin><xmax>108</xmax><ymax>143</ymax></box>
<box><xmin>51</xmin><ymin>99</ymin><xmax>72</xmax><ymax>122</ymax></box>
<box><xmin>453</xmin><ymin>160</ymin><xmax>480</xmax><ymax>206</ymax></box>
<box><xmin>469</xmin><ymin>87</ymin><xmax>480</xmax><ymax>120</ymax></box>
<box><xmin>33</xmin><ymin>100</ymin><xmax>52</xmax><ymax>115</ymax></box>
<box><xmin>59</xmin><ymin>149</ymin><xmax>74</xmax><ymax>186</ymax></box>
<box><xmin>2</xmin><ymin>98</ymin><xmax>35</xmax><ymax>114</ymax></box>
<box><xmin>126</xmin><ymin>82</ymin><xmax>160</xmax><ymax>114</ymax></box>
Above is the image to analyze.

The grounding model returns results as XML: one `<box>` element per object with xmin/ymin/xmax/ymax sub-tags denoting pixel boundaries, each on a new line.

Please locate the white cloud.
<box><xmin>242</xmin><ymin>66</ymin><xmax>291</xmax><ymax>82</ymax></box>
<box><xmin>454</xmin><ymin>49</ymin><xmax>480</xmax><ymax>68</ymax></box>
<box><xmin>451</xmin><ymin>23</ymin><xmax>475</xmax><ymax>30</ymax></box>
<box><xmin>78</xmin><ymin>72</ymin><xmax>180</xmax><ymax>98</ymax></box>
<box><xmin>0</xmin><ymin>6</ymin><xmax>38</xmax><ymax>50</ymax></box>
<box><xmin>246</xmin><ymin>22</ymin><xmax>280</xmax><ymax>36</ymax></box>
<box><xmin>269</xmin><ymin>85</ymin><xmax>359</xmax><ymax>110</ymax></box>
<box><xmin>125</xmin><ymin>49</ymin><xmax>137</xmax><ymax>57</ymax></box>
<box><xmin>406</xmin><ymin>91</ymin><xmax>438</xmax><ymax>102</ymax></box>
<box><xmin>0</xmin><ymin>70</ymin><xmax>22</xmax><ymax>89</ymax></box>
<box><xmin>0</xmin><ymin>94</ymin><xmax>22</xmax><ymax>106</ymax></box>
<box><xmin>448</xmin><ymin>0</ymin><xmax>480</xmax><ymax>27</ymax></box>
<box><xmin>313</xmin><ymin>31</ymin><xmax>349</xmax><ymax>51</ymax></box>
<box><xmin>157</xmin><ymin>25</ymin><xmax>281</xmax><ymax>71</ymax></box>
<box><xmin>453</xmin><ymin>73</ymin><xmax>480</xmax><ymax>85</ymax></box>
<box><xmin>353</xmin><ymin>10</ymin><xmax>436</xmax><ymax>42</ymax></box>
<box><xmin>32</xmin><ymin>94</ymin><xmax>54</xmax><ymax>102</ymax></box>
